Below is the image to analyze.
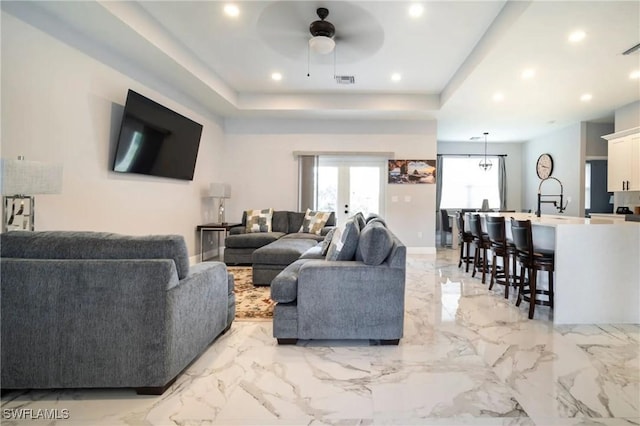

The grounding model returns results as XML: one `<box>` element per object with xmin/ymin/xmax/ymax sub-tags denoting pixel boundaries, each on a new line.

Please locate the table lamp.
<box><xmin>208</xmin><ymin>182</ymin><xmax>231</xmax><ymax>223</ymax></box>
<box><xmin>1</xmin><ymin>156</ymin><xmax>63</xmax><ymax>232</ymax></box>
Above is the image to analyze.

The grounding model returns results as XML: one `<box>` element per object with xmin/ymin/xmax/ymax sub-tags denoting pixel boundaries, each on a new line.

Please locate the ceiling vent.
<box><xmin>335</xmin><ymin>75</ymin><xmax>355</xmax><ymax>85</ymax></box>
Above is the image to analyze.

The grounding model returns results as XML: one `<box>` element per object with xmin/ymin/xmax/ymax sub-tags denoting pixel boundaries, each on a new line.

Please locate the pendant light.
<box><xmin>479</xmin><ymin>132</ymin><xmax>493</xmax><ymax>171</ymax></box>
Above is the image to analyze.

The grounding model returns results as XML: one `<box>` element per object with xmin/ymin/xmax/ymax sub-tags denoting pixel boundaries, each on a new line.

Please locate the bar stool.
<box><xmin>485</xmin><ymin>216</ymin><xmax>517</xmax><ymax>299</ymax></box>
<box><xmin>469</xmin><ymin>214</ymin><xmax>491</xmax><ymax>284</ymax></box>
<box><xmin>510</xmin><ymin>218</ymin><xmax>555</xmax><ymax>319</ymax></box>
<box><xmin>457</xmin><ymin>212</ymin><xmax>474</xmax><ymax>272</ymax></box>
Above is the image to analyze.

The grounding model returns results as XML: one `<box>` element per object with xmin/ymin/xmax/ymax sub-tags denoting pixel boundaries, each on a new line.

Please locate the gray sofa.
<box><xmin>224</xmin><ymin>210</ymin><xmax>335</xmax><ymax>285</ymax></box>
<box><xmin>0</xmin><ymin>231</ymin><xmax>235</xmax><ymax>395</ymax></box>
<box><xmin>270</xmin><ymin>216</ymin><xmax>406</xmax><ymax>345</ymax></box>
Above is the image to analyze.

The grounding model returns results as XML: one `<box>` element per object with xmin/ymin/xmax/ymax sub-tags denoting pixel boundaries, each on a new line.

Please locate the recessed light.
<box><xmin>630</xmin><ymin>70</ymin><xmax>640</xmax><ymax>79</ymax></box>
<box><xmin>568</xmin><ymin>30</ymin><xmax>586</xmax><ymax>43</ymax></box>
<box><xmin>492</xmin><ymin>92</ymin><xmax>504</xmax><ymax>102</ymax></box>
<box><xmin>408</xmin><ymin>4</ymin><xmax>424</xmax><ymax>18</ymax></box>
<box><xmin>271</xmin><ymin>72</ymin><xmax>282</xmax><ymax>81</ymax></box>
<box><xmin>224</xmin><ymin>4</ymin><xmax>240</xmax><ymax>17</ymax></box>
<box><xmin>521</xmin><ymin>68</ymin><xmax>536</xmax><ymax>80</ymax></box>
<box><xmin>580</xmin><ymin>93</ymin><xmax>592</xmax><ymax>102</ymax></box>
<box><xmin>391</xmin><ymin>73</ymin><xmax>402</xmax><ymax>82</ymax></box>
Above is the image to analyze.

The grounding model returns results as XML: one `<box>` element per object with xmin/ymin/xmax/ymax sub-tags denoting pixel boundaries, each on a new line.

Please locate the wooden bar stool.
<box><xmin>510</xmin><ymin>218</ymin><xmax>555</xmax><ymax>319</ymax></box>
<box><xmin>469</xmin><ymin>214</ymin><xmax>491</xmax><ymax>284</ymax></box>
<box><xmin>485</xmin><ymin>215</ymin><xmax>517</xmax><ymax>299</ymax></box>
<box><xmin>457</xmin><ymin>212</ymin><xmax>474</xmax><ymax>272</ymax></box>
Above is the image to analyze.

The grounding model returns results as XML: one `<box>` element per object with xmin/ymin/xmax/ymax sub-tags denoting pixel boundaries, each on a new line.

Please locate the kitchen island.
<box><xmin>473</xmin><ymin>212</ymin><xmax>640</xmax><ymax>325</ymax></box>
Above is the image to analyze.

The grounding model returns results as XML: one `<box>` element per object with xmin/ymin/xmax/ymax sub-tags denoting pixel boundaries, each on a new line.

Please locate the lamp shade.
<box><xmin>1</xmin><ymin>157</ymin><xmax>63</xmax><ymax>195</ymax></box>
<box><xmin>209</xmin><ymin>182</ymin><xmax>231</xmax><ymax>198</ymax></box>
<box><xmin>309</xmin><ymin>36</ymin><xmax>335</xmax><ymax>55</ymax></box>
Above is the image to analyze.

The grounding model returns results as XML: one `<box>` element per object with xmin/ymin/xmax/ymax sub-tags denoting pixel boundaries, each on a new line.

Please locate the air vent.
<box><xmin>335</xmin><ymin>75</ymin><xmax>355</xmax><ymax>85</ymax></box>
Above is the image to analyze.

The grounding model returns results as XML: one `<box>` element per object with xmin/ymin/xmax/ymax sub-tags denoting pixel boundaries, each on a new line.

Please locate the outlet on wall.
<box><xmin>417</xmin><ymin>231</ymin><xmax>423</xmax><ymax>239</ymax></box>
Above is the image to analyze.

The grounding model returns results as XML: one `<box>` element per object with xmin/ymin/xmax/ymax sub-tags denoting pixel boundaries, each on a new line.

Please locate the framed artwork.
<box><xmin>388</xmin><ymin>160</ymin><xmax>436</xmax><ymax>184</ymax></box>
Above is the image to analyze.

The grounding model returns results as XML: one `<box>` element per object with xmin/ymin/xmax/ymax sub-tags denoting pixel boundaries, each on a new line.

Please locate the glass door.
<box><xmin>317</xmin><ymin>156</ymin><xmax>386</xmax><ymax>225</ymax></box>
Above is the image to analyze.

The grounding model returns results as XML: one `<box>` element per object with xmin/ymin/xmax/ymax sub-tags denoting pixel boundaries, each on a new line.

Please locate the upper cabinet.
<box><xmin>602</xmin><ymin>128</ymin><xmax>640</xmax><ymax>192</ymax></box>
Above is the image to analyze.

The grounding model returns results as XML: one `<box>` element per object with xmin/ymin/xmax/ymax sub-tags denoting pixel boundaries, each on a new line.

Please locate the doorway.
<box><xmin>316</xmin><ymin>156</ymin><xmax>386</xmax><ymax>224</ymax></box>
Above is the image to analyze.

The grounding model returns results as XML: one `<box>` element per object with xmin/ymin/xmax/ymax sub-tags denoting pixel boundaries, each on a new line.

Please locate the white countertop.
<box><xmin>477</xmin><ymin>212</ymin><xmax>636</xmax><ymax>226</ymax></box>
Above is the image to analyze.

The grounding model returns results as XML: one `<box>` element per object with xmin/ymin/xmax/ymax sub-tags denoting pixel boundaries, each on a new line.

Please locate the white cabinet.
<box><xmin>603</xmin><ymin>128</ymin><xmax>640</xmax><ymax>192</ymax></box>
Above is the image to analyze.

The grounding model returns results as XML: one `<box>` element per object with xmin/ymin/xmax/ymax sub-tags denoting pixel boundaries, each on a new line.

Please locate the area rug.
<box><xmin>228</xmin><ymin>266</ymin><xmax>275</xmax><ymax>321</ymax></box>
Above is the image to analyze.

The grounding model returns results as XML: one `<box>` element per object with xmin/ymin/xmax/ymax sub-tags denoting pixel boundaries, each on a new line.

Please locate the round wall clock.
<box><xmin>536</xmin><ymin>153</ymin><xmax>553</xmax><ymax>179</ymax></box>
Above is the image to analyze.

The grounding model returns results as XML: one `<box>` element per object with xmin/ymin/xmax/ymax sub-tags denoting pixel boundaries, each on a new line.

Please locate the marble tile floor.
<box><xmin>2</xmin><ymin>250</ymin><xmax>638</xmax><ymax>426</ymax></box>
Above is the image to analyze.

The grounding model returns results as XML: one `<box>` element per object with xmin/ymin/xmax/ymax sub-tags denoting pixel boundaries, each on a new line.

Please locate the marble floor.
<box><xmin>2</xmin><ymin>250</ymin><xmax>638</xmax><ymax>425</ymax></box>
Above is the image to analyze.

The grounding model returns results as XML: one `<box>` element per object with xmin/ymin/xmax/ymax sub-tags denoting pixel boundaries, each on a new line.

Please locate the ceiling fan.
<box><xmin>255</xmin><ymin>1</ymin><xmax>384</xmax><ymax>64</ymax></box>
<box><xmin>308</xmin><ymin>7</ymin><xmax>336</xmax><ymax>55</ymax></box>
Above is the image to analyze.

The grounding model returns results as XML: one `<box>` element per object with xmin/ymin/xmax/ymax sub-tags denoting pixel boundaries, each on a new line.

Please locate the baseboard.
<box><xmin>407</xmin><ymin>246</ymin><xmax>437</xmax><ymax>254</ymax></box>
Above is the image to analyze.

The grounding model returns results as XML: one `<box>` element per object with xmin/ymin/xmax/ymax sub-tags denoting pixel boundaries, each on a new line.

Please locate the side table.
<box><xmin>196</xmin><ymin>223</ymin><xmax>241</xmax><ymax>262</ymax></box>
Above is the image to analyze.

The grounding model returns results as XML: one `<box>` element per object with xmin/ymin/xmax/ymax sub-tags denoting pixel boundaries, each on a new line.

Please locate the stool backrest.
<box><xmin>456</xmin><ymin>211</ymin><xmax>465</xmax><ymax>235</ymax></box>
<box><xmin>510</xmin><ymin>218</ymin><xmax>534</xmax><ymax>259</ymax></box>
<box><xmin>469</xmin><ymin>214</ymin><xmax>484</xmax><ymax>239</ymax></box>
<box><xmin>440</xmin><ymin>209</ymin><xmax>452</xmax><ymax>232</ymax></box>
<box><xmin>486</xmin><ymin>215</ymin><xmax>506</xmax><ymax>244</ymax></box>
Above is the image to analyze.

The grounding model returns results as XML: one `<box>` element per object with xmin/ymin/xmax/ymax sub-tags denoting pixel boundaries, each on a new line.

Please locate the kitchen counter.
<box><xmin>469</xmin><ymin>212</ymin><xmax>640</xmax><ymax>324</ymax></box>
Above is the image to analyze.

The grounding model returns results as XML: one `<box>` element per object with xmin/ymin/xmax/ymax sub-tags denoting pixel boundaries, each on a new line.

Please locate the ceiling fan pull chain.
<box><xmin>333</xmin><ymin>45</ymin><xmax>337</xmax><ymax>79</ymax></box>
<box><xmin>307</xmin><ymin>42</ymin><xmax>310</xmax><ymax>77</ymax></box>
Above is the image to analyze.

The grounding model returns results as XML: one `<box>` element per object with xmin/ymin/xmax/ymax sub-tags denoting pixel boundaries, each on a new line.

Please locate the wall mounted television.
<box><xmin>112</xmin><ymin>89</ymin><xmax>203</xmax><ymax>181</ymax></box>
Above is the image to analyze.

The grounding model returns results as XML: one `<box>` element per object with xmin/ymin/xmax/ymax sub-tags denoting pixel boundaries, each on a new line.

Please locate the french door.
<box><xmin>316</xmin><ymin>156</ymin><xmax>386</xmax><ymax>225</ymax></box>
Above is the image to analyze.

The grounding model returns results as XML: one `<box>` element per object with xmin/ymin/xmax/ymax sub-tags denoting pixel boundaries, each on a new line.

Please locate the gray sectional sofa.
<box><xmin>0</xmin><ymin>231</ymin><xmax>235</xmax><ymax>395</ymax></box>
<box><xmin>224</xmin><ymin>210</ymin><xmax>335</xmax><ymax>285</ymax></box>
<box><xmin>270</xmin><ymin>215</ymin><xmax>406</xmax><ymax>344</ymax></box>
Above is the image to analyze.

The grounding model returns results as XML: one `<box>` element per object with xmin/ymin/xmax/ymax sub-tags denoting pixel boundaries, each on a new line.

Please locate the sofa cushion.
<box><xmin>320</xmin><ymin>228</ymin><xmax>336</xmax><ymax>256</ymax></box>
<box><xmin>0</xmin><ymin>231</ymin><xmax>191</xmax><ymax>279</ymax></box>
<box><xmin>326</xmin><ymin>219</ymin><xmax>360</xmax><ymax>261</ymax></box>
<box><xmin>272</xmin><ymin>211</ymin><xmax>290</xmax><ymax>233</ymax></box>
<box><xmin>245</xmin><ymin>208</ymin><xmax>273</xmax><ymax>233</ymax></box>
<box><xmin>299</xmin><ymin>209</ymin><xmax>332</xmax><ymax>235</ymax></box>
<box><xmin>287</xmin><ymin>211</ymin><xmax>305</xmax><ymax>234</ymax></box>
<box><xmin>270</xmin><ymin>259</ymin><xmax>309</xmax><ymax>303</ymax></box>
<box><xmin>224</xmin><ymin>232</ymin><xmax>284</xmax><ymax>249</ymax></box>
<box><xmin>355</xmin><ymin>221</ymin><xmax>394</xmax><ymax>266</ymax></box>
<box><xmin>353</xmin><ymin>212</ymin><xmax>366</xmax><ymax>231</ymax></box>
<box><xmin>281</xmin><ymin>233</ymin><xmax>324</xmax><ymax>242</ymax></box>
<box><xmin>299</xmin><ymin>244</ymin><xmax>324</xmax><ymax>259</ymax></box>
<box><xmin>252</xmin><ymin>238</ymin><xmax>318</xmax><ymax>266</ymax></box>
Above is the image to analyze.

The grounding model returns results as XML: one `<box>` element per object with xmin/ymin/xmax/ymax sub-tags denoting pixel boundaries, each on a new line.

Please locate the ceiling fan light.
<box><xmin>309</xmin><ymin>36</ymin><xmax>335</xmax><ymax>55</ymax></box>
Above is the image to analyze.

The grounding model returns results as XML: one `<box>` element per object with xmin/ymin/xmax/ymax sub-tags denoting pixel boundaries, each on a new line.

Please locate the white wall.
<box><xmin>615</xmin><ymin>101</ymin><xmax>640</xmax><ymax>132</ymax></box>
<box><xmin>223</xmin><ymin>118</ymin><xmax>438</xmax><ymax>251</ymax></box>
<box><xmin>1</xmin><ymin>12</ymin><xmax>226</xmax><ymax>257</ymax></box>
<box><xmin>585</xmin><ymin>122</ymin><xmax>613</xmax><ymax>157</ymax></box>
<box><xmin>523</xmin><ymin>124</ymin><xmax>583</xmax><ymax>217</ymax></box>
<box><xmin>437</xmin><ymin>141</ymin><xmax>524</xmax><ymax>211</ymax></box>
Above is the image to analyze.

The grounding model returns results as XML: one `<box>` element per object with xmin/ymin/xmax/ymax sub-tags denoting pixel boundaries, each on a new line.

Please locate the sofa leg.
<box><xmin>370</xmin><ymin>339</ymin><xmax>400</xmax><ymax>346</ymax></box>
<box><xmin>276</xmin><ymin>338</ymin><xmax>298</xmax><ymax>345</ymax></box>
<box><xmin>134</xmin><ymin>377</ymin><xmax>176</xmax><ymax>395</ymax></box>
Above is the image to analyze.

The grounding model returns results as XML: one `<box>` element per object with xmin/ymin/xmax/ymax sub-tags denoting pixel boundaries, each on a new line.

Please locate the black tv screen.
<box><xmin>112</xmin><ymin>90</ymin><xmax>203</xmax><ymax>181</ymax></box>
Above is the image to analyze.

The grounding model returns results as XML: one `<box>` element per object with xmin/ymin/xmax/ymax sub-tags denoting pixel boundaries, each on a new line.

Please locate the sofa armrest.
<box><xmin>229</xmin><ymin>225</ymin><xmax>246</xmax><ymax>235</ymax></box>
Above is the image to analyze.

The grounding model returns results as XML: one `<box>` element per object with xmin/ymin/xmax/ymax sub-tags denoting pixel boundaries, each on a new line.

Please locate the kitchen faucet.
<box><xmin>536</xmin><ymin>176</ymin><xmax>567</xmax><ymax>217</ymax></box>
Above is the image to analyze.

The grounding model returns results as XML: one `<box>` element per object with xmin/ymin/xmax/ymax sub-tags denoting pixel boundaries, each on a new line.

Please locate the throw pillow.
<box><xmin>326</xmin><ymin>219</ymin><xmax>360</xmax><ymax>261</ymax></box>
<box><xmin>320</xmin><ymin>228</ymin><xmax>336</xmax><ymax>256</ymax></box>
<box><xmin>325</xmin><ymin>227</ymin><xmax>342</xmax><ymax>261</ymax></box>
<box><xmin>245</xmin><ymin>208</ymin><xmax>273</xmax><ymax>233</ymax></box>
<box><xmin>355</xmin><ymin>221</ymin><xmax>394</xmax><ymax>266</ymax></box>
<box><xmin>298</xmin><ymin>209</ymin><xmax>332</xmax><ymax>235</ymax></box>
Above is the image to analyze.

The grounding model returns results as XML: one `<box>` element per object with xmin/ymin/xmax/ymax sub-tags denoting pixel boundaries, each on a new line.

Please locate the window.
<box><xmin>585</xmin><ymin>162</ymin><xmax>591</xmax><ymax>210</ymax></box>
<box><xmin>440</xmin><ymin>156</ymin><xmax>500</xmax><ymax>209</ymax></box>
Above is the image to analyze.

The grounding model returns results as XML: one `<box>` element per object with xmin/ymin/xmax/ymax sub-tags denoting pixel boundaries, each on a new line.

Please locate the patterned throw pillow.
<box><xmin>298</xmin><ymin>209</ymin><xmax>332</xmax><ymax>235</ymax></box>
<box><xmin>245</xmin><ymin>208</ymin><xmax>273</xmax><ymax>233</ymax></box>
